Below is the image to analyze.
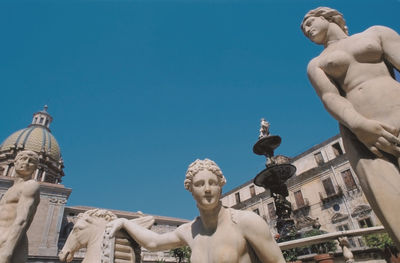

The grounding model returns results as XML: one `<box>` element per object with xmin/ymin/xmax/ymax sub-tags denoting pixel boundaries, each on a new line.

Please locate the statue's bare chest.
<box><xmin>190</xmin><ymin>223</ymin><xmax>246</xmax><ymax>263</ymax></box>
<box><xmin>319</xmin><ymin>35</ymin><xmax>382</xmax><ymax>79</ymax></box>
<box><xmin>2</xmin><ymin>185</ymin><xmax>22</xmax><ymax>204</ymax></box>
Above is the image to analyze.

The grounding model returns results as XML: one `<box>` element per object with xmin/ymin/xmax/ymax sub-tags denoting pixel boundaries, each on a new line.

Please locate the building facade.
<box><xmin>221</xmin><ymin>135</ymin><xmax>379</xmax><ymax>249</ymax></box>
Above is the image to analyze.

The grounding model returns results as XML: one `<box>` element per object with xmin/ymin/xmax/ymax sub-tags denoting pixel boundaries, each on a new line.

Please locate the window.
<box><xmin>332</xmin><ymin>142</ymin><xmax>343</xmax><ymax>157</ymax></box>
<box><xmin>358</xmin><ymin>217</ymin><xmax>373</xmax><ymax>228</ymax></box>
<box><xmin>235</xmin><ymin>192</ymin><xmax>241</xmax><ymax>204</ymax></box>
<box><xmin>322</xmin><ymin>177</ymin><xmax>336</xmax><ymax>196</ymax></box>
<box><xmin>294</xmin><ymin>190</ymin><xmax>305</xmax><ymax>208</ymax></box>
<box><xmin>267</xmin><ymin>203</ymin><xmax>276</xmax><ymax>218</ymax></box>
<box><xmin>39</xmin><ymin>117</ymin><xmax>44</xmax><ymax>124</ymax></box>
<box><xmin>314</xmin><ymin>152</ymin><xmax>324</xmax><ymax>166</ymax></box>
<box><xmin>336</xmin><ymin>224</ymin><xmax>349</xmax><ymax>231</ymax></box>
<box><xmin>341</xmin><ymin>169</ymin><xmax>357</xmax><ymax>191</ymax></box>
<box><xmin>253</xmin><ymin>208</ymin><xmax>260</xmax><ymax>215</ymax></box>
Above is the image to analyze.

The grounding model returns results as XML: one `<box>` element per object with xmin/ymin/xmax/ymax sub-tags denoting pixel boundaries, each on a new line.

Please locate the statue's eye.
<box><xmin>194</xmin><ymin>181</ymin><xmax>204</xmax><ymax>187</ymax></box>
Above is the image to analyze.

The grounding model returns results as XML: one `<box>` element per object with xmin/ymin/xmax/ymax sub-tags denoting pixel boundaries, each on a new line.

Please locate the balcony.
<box><xmin>292</xmin><ymin>198</ymin><xmax>310</xmax><ymax>216</ymax></box>
<box><xmin>319</xmin><ymin>186</ymin><xmax>343</xmax><ymax>205</ymax></box>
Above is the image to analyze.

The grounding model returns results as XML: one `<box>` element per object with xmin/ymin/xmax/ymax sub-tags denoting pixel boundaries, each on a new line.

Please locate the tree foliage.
<box><xmin>364</xmin><ymin>233</ymin><xmax>394</xmax><ymax>249</ymax></box>
<box><xmin>170</xmin><ymin>246</ymin><xmax>191</xmax><ymax>263</ymax></box>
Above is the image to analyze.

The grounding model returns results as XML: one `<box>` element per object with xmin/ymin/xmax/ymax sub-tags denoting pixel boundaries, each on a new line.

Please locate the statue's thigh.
<box><xmin>340</xmin><ymin>124</ymin><xmax>400</xmax><ymax>247</ymax></box>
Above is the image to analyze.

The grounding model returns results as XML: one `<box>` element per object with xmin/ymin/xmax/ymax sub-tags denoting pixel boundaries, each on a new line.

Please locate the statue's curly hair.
<box><xmin>79</xmin><ymin>209</ymin><xmax>117</xmax><ymax>222</ymax></box>
<box><xmin>301</xmin><ymin>7</ymin><xmax>348</xmax><ymax>36</ymax></box>
<box><xmin>184</xmin><ymin>159</ymin><xmax>226</xmax><ymax>191</ymax></box>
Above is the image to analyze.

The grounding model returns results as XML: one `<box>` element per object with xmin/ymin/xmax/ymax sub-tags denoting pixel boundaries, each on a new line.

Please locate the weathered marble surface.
<box><xmin>302</xmin><ymin>6</ymin><xmax>400</xmax><ymax>248</ymax></box>
<box><xmin>0</xmin><ymin>150</ymin><xmax>40</xmax><ymax>263</ymax></box>
<box><xmin>59</xmin><ymin>208</ymin><xmax>153</xmax><ymax>263</ymax></box>
<box><xmin>107</xmin><ymin>159</ymin><xmax>285</xmax><ymax>263</ymax></box>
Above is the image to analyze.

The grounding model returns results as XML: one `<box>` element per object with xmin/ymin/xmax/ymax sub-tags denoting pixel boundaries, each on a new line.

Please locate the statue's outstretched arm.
<box><xmin>107</xmin><ymin>218</ymin><xmax>186</xmax><ymax>251</ymax></box>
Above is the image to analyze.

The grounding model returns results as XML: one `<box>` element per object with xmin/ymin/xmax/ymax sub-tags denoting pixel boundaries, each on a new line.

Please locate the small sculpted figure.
<box><xmin>302</xmin><ymin>7</ymin><xmax>400</xmax><ymax>247</ymax></box>
<box><xmin>259</xmin><ymin>118</ymin><xmax>270</xmax><ymax>139</ymax></box>
<box><xmin>0</xmin><ymin>150</ymin><xmax>40</xmax><ymax>263</ymax></box>
<box><xmin>107</xmin><ymin>159</ymin><xmax>285</xmax><ymax>263</ymax></box>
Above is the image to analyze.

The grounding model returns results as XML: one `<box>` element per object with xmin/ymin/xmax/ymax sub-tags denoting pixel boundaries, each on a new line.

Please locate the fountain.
<box><xmin>253</xmin><ymin>119</ymin><xmax>296</xmax><ymax>237</ymax></box>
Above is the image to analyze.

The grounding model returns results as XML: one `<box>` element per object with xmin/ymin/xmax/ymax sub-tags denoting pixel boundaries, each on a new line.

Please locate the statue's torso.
<box><xmin>188</xmin><ymin>209</ymin><xmax>254</xmax><ymax>263</ymax></box>
<box><xmin>317</xmin><ymin>28</ymin><xmax>400</xmax><ymax>127</ymax></box>
<box><xmin>0</xmin><ymin>184</ymin><xmax>23</xmax><ymax>228</ymax></box>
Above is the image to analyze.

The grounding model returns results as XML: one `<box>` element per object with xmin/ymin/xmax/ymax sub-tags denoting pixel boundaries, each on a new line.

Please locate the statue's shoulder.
<box><xmin>22</xmin><ymin>180</ymin><xmax>40</xmax><ymax>197</ymax></box>
<box><xmin>363</xmin><ymin>25</ymin><xmax>398</xmax><ymax>37</ymax></box>
<box><xmin>175</xmin><ymin>219</ymin><xmax>196</xmax><ymax>242</ymax></box>
<box><xmin>307</xmin><ymin>56</ymin><xmax>321</xmax><ymax>71</ymax></box>
<box><xmin>225</xmin><ymin>207</ymin><xmax>260</xmax><ymax>225</ymax></box>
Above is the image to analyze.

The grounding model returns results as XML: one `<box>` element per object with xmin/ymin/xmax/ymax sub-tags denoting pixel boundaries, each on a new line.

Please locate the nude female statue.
<box><xmin>107</xmin><ymin>159</ymin><xmax>285</xmax><ymax>263</ymax></box>
<box><xmin>302</xmin><ymin>7</ymin><xmax>400</xmax><ymax>247</ymax></box>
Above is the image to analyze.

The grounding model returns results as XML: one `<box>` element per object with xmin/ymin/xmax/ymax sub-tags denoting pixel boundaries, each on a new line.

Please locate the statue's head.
<box><xmin>184</xmin><ymin>159</ymin><xmax>226</xmax><ymax>209</ymax></box>
<box><xmin>14</xmin><ymin>150</ymin><xmax>39</xmax><ymax>178</ymax></box>
<box><xmin>59</xmin><ymin>209</ymin><xmax>117</xmax><ymax>262</ymax></box>
<box><xmin>184</xmin><ymin>159</ymin><xmax>226</xmax><ymax>192</ymax></box>
<box><xmin>301</xmin><ymin>7</ymin><xmax>348</xmax><ymax>42</ymax></box>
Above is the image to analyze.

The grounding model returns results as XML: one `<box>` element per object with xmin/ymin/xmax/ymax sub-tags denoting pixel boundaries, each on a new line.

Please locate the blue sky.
<box><xmin>1</xmin><ymin>0</ymin><xmax>399</xmax><ymax>220</ymax></box>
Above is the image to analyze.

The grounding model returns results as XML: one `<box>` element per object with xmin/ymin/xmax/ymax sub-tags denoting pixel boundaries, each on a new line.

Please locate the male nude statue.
<box><xmin>0</xmin><ymin>150</ymin><xmax>40</xmax><ymax>263</ymax></box>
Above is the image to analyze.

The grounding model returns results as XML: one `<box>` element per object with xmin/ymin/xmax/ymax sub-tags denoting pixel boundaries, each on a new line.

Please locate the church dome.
<box><xmin>0</xmin><ymin>126</ymin><xmax>61</xmax><ymax>161</ymax></box>
<box><xmin>0</xmin><ymin>106</ymin><xmax>61</xmax><ymax>161</ymax></box>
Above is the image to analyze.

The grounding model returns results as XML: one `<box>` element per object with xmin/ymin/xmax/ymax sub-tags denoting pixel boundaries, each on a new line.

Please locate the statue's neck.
<box><xmin>198</xmin><ymin>202</ymin><xmax>224</xmax><ymax>232</ymax></box>
<box><xmin>82</xmin><ymin>228</ymin><xmax>104</xmax><ymax>263</ymax></box>
<box><xmin>324</xmin><ymin>23</ymin><xmax>348</xmax><ymax>48</ymax></box>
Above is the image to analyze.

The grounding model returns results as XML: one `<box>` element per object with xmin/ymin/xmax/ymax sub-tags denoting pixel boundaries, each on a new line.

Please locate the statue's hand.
<box><xmin>105</xmin><ymin>218</ymin><xmax>127</xmax><ymax>238</ymax></box>
<box><xmin>353</xmin><ymin>119</ymin><xmax>400</xmax><ymax>157</ymax></box>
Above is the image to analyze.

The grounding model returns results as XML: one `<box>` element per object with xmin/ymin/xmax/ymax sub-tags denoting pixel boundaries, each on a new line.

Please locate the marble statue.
<box><xmin>259</xmin><ymin>118</ymin><xmax>270</xmax><ymax>139</ymax></box>
<box><xmin>338</xmin><ymin>237</ymin><xmax>354</xmax><ymax>263</ymax></box>
<box><xmin>0</xmin><ymin>150</ymin><xmax>40</xmax><ymax>263</ymax></box>
<box><xmin>59</xmin><ymin>209</ymin><xmax>154</xmax><ymax>263</ymax></box>
<box><xmin>302</xmin><ymin>7</ymin><xmax>400</xmax><ymax>248</ymax></box>
<box><xmin>106</xmin><ymin>159</ymin><xmax>285</xmax><ymax>263</ymax></box>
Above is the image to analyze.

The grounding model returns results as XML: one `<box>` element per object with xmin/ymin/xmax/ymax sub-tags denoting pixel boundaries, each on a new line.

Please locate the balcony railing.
<box><xmin>319</xmin><ymin>186</ymin><xmax>344</xmax><ymax>205</ymax></box>
<box><xmin>278</xmin><ymin>226</ymin><xmax>385</xmax><ymax>250</ymax></box>
<box><xmin>278</xmin><ymin>226</ymin><xmax>386</xmax><ymax>262</ymax></box>
<box><xmin>293</xmin><ymin>198</ymin><xmax>310</xmax><ymax>212</ymax></box>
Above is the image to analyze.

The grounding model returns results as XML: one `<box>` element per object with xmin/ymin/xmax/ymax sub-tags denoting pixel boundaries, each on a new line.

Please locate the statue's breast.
<box><xmin>350</xmin><ymin>37</ymin><xmax>382</xmax><ymax>63</ymax></box>
<box><xmin>2</xmin><ymin>186</ymin><xmax>21</xmax><ymax>204</ymax></box>
<box><xmin>320</xmin><ymin>50</ymin><xmax>351</xmax><ymax>78</ymax></box>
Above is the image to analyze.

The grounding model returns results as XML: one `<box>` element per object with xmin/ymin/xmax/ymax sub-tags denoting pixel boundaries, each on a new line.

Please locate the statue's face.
<box><xmin>191</xmin><ymin>170</ymin><xmax>221</xmax><ymax>210</ymax></box>
<box><xmin>15</xmin><ymin>152</ymin><xmax>38</xmax><ymax>177</ymax></box>
<box><xmin>302</xmin><ymin>16</ymin><xmax>329</xmax><ymax>44</ymax></box>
